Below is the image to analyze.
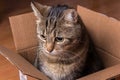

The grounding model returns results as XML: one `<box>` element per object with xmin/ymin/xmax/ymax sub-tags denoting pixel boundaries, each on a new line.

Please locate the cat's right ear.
<box><xmin>31</xmin><ymin>1</ymin><xmax>51</xmax><ymax>21</ymax></box>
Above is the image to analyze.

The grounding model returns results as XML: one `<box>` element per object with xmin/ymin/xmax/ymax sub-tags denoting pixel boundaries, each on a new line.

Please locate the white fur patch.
<box><xmin>66</xmin><ymin>13</ymin><xmax>73</xmax><ymax>21</ymax></box>
<box><xmin>36</xmin><ymin>20</ymin><xmax>41</xmax><ymax>34</ymax></box>
<box><xmin>36</xmin><ymin>19</ymin><xmax>41</xmax><ymax>24</ymax></box>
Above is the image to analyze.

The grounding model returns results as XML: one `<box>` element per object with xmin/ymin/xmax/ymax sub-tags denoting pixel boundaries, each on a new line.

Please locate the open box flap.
<box><xmin>9</xmin><ymin>12</ymin><xmax>38</xmax><ymax>51</ymax></box>
<box><xmin>78</xmin><ymin>64</ymin><xmax>120</xmax><ymax>80</ymax></box>
<box><xmin>96</xmin><ymin>48</ymin><xmax>120</xmax><ymax>67</ymax></box>
<box><xmin>1</xmin><ymin>46</ymin><xmax>120</xmax><ymax>80</ymax></box>
<box><xmin>0</xmin><ymin>46</ymin><xmax>49</xmax><ymax>80</ymax></box>
<box><xmin>77</xmin><ymin>5</ymin><xmax>120</xmax><ymax>59</ymax></box>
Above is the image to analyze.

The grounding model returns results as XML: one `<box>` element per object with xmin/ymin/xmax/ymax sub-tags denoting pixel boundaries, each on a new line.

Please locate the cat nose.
<box><xmin>46</xmin><ymin>43</ymin><xmax>54</xmax><ymax>52</ymax></box>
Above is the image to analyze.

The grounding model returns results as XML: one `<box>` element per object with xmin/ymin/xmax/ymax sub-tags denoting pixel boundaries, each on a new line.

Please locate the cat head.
<box><xmin>31</xmin><ymin>2</ymin><xmax>87</xmax><ymax>58</ymax></box>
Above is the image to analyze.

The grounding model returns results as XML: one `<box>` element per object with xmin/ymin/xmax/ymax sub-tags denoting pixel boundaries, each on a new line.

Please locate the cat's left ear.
<box><xmin>31</xmin><ymin>1</ymin><xmax>51</xmax><ymax>20</ymax></box>
<box><xmin>64</xmin><ymin>9</ymin><xmax>78</xmax><ymax>23</ymax></box>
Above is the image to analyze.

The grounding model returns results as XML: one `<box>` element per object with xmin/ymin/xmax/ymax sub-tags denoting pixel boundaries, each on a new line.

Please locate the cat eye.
<box><xmin>55</xmin><ymin>37</ymin><xmax>64</xmax><ymax>42</ymax></box>
<box><xmin>40</xmin><ymin>35</ymin><xmax>46</xmax><ymax>40</ymax></box>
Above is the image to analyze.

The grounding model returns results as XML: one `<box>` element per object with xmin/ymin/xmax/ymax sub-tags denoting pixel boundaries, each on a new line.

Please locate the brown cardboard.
<box><xmin>9</xmin><ymin>12</ymin><xmax>38</xmax><ymax>51</ymax></box>
<box><xmin>0</xmin><ymin>5</ymin><xmax>120</xmax><ymax>80</ymax></box>
<box><xmin>97</xmin><ymin>48</ymin><xmax>120</xmax><ymax>67</ymax></box>
<box><xmin>77</xmin><ymin>5</ymin><xmax>120</xmax><ymax>68</ymax></box>
<box><xmin>0</xmin><ymin>46</ymin><xmax>49</xmax><ymax>80</ymax></box>
<box><xmin>77</xmin><ymin>5</ymin><xmax>120</xmax><ymax>59</ymax></box>
<box><xmin>78</xmin><ymin>64</ymin><xmax>120</xmax><ymax>80</ymax></box>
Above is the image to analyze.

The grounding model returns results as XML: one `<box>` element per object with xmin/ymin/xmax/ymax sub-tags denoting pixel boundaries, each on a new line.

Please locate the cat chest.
<box><xmin>41</xmin><ymin>62</ymin><xmax>76</xmax><ymax>79</ymax></box>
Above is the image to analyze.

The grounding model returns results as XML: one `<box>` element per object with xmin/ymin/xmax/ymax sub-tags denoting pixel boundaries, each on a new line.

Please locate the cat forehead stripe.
<box><xmin>46</xmin><ymin>5</ymin><xmax>70</xmax><ymax>32</ymax></box>
<box><xmin>48</xmin><ymin>5</ymin><xmax>70</xmax><ymax>18</ymax></box>
<box><xmin>47</xmin><ymin>5</ymin><xmax>70</xmax><ymax>24</ymax></box>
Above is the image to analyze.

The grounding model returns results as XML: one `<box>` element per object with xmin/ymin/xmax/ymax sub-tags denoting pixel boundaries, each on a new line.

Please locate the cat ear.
<box><xmin>31</xmin><ymin>1</ymin><xmax>51</xmax><ymax>20</ymax></box>
<box><xmin>64</xmin><ymin>9</ymin><xmax>78</xmax><ymax>23</ymax></box>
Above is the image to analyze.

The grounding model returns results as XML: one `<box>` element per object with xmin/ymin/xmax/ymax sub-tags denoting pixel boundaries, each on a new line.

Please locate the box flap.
<box><xmin>9</xmin><ymin>12</ymin><xmax>38</xmax><ymax>51</ymax></box>
<box><xmin>18</xmin><ymin>46</ymin><xmax>37</xmax><ymax>65</ymax></box>
<box><xmin>77</xmin><ymin>64</ymin><xmax>120</xmax><ymax>80</ymax></box>
<box><xmin>0</xmin><ymin>46</ymin><xmax>49</xmax><ymax>80</ymax></box>
<box><xmin>77</xmin><ymin>5</ymin><xmax>120</xmax><ymax>59</ymax></box>
<box><xmin>1</xmin><ymin>45</ymin><xmax>120</xmax><ymax>80</ymax></box>
<box><xmin>96</xmin><ymin>48</ymin><xmax>120</xmax><ymax>67</ymax></box>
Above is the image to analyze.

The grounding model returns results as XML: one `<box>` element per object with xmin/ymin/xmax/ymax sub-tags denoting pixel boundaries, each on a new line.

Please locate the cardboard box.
<box><xmin>0</xmin><ymin>5</ymin><xmax>120</xmax><ymax>80</ymax></box>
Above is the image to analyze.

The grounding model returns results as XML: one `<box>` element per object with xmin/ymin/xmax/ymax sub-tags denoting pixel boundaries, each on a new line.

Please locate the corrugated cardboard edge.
<box><xmin>0</xmin><ymin>46</ymin><xmax>49</xmax><ymax>80</ymax></box>
<box><xmin>19</xmin><ymin>70</ymin><xmax>27</xmax><ymax>80</ymax></box>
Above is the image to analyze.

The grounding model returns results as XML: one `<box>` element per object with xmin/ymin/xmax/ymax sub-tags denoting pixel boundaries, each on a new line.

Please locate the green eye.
<box><xmin>55</xmin><ymin>37</ymin><xmax>64</xmax><ymax>42</ymax></box>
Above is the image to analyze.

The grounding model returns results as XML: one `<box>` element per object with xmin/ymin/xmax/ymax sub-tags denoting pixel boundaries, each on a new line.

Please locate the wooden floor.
<box><xmin>0</xmin><ymin>0</ymin><xmax>120</xmax><ymax>80</ymax></box>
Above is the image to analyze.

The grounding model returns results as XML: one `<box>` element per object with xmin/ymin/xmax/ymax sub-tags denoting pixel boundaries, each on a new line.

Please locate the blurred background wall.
<box><xmin>0</xmin><ymin>0</ymin><xmax>120</xmax><ymax>21</ymax></box>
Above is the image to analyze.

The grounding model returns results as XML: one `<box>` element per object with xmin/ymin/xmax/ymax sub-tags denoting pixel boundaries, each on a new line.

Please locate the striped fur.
<box><xmin>31</xmin><ymin>2</ymin><xmax>104</xmax><ymax>80</ymax></box>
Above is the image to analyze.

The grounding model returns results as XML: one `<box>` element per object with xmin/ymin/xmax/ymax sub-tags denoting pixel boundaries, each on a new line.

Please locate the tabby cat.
<box><xmin>31</xmin><ymin>2</ymin><xmax>104</xmax><ymax>80</ymax></box>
